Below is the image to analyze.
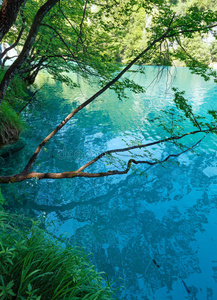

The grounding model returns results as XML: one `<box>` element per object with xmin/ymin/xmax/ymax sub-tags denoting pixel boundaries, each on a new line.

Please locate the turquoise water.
<box><xmin>1</xmin><ymin>66</ymin><xmax>217</xmax><ymax>299</ymax></box>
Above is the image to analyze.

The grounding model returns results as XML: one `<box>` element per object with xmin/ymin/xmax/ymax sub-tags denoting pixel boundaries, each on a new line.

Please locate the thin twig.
<box><xmin>18</xmin><ymin>86</ymin><xmax>44</xmax><ymax>115</ymax></box>
<box><xmin>76</xmin><ymin>130</ymin><xmax>206</xmax><ymax>172</ymax></box>
<box><xmin>0</xmin><ymin>135</ymin><xmax>205</xmax><ymax>183</ymax></box>
<box><xmin>77</xmin><ymin>0</ymin><xmax>88</xmax><ymax>46</ymax></box>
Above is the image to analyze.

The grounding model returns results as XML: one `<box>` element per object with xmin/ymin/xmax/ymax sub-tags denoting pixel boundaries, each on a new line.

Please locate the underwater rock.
<box><xmin>0</xmin><ymin>137</ymin><xmax>26</xmax><ymax>158</ymax></box>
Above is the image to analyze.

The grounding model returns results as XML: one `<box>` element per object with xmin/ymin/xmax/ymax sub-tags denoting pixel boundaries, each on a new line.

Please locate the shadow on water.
<box><xmin>1</xmin><ymin>67</ymin><xmax>217</xmax><ymax>299</ymax></box>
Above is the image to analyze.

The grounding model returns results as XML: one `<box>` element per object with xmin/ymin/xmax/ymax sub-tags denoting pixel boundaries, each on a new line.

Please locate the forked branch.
<box><xmin>76</xmin><ymin>129</ymin><xmax>207</xmax><ymax>172</ymax></box>
<box><xmin>0</xmin><ymin>132</ymin><xmax>207</xmax><ymax>183</ymax></box>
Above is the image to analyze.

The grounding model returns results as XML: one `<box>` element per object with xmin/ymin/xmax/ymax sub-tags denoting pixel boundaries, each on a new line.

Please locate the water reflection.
<box><xmin>1</xmin><ymin>67</ymin><xmax>217</xmax><ymax>299</ymax></box>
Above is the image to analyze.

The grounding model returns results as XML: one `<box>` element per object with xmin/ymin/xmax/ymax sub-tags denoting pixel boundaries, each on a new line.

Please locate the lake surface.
<box><xmin>1</xmin><ymin>66</ymin><xmax>217</xmax><ymax>299</ymax></box>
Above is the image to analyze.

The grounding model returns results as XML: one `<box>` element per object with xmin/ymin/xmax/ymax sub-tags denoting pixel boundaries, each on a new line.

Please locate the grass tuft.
<box><xmin>0</xmin><ymin>197</ymin><xmax>115</xmax><ymax>299</ymax></box>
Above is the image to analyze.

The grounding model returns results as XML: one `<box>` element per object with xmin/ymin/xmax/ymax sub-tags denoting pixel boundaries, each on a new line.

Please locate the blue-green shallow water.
<box><xmin>1</xmin><ymin>66</ymin><xmax>217</xmax><ymax>299</ymax></box>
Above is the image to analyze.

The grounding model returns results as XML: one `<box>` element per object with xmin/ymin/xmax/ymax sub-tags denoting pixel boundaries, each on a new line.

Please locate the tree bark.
<box><xmin>0</xmin><ymin>0</ymin><xmax>26</xmax><ymax>42</ymax></box>
<box><xmin>23</xmin><ymin>57</ymin><xmax>46</xmax><ymax>84</ymax></box>
<box><xmin>0</xmin><ymin>0</ymin><xmax>26</xmax><ymax>61</ymax></box>
<box><xmin>0</xmin><ymin>0</ymin><xmax>59</xmax><ymax>105</ymax></box>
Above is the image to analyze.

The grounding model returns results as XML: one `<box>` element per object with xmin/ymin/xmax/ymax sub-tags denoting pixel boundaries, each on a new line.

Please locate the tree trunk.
<box><xmin>24</xmin><ymin>69</ymin><xmax>39</xmax><ymax>85</ymax></box>
<box><xmin>0</xmin><ymin>0</ymin><xmax>59</xmax><ymax>105</ymax></box>
<box><xmin>23</xmin><ymin>56</ymin><xmax>46</xmax><ymax>84</ymax></box>
<box><xmin>0</xmin><ymin>0</ymin><xmax>26</xmax><ymax>42</ymax></box>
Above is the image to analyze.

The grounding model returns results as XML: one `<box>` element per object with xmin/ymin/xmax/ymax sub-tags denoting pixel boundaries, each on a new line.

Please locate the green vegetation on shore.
<box><xmin>0</xmin><ymin>73</ymin><xmax>27</xmax><ymax>147</ymax></box>
<box><xmin>0</xmin><ymin>100</ymin><xmax>23</xmax><ymax>146</ymax></box>
<box><xmin>0</xmin><ymin>192</ymin><xmax>115</xmax><ymax>299</ymax></box>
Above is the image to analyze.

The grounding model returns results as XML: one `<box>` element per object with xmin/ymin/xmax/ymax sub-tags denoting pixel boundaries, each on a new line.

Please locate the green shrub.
<box><xmin>0</xmin><ymin>205</ymin><xmax>115</xmax><ymax>299</ymax></box>
<box><xmin>0</xmin><ymin>70</ymin><xmax>28</xmax><ymax>108</ymax></box>
<box><xmin>0</xmin><ymin>70</ymin><xmax>28</xmax><ymax>146</ymax></box>
<box><xmin>0</xmin><ymin>101</ymin><xmax>23</xmax><ymax>146</ymax></box>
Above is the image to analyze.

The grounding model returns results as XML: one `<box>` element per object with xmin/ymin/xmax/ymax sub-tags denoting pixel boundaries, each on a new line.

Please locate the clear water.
<box><xmin>1</xmin><ymin>66</ymin><xmax>217</xmax><ymax>299</ymax></box>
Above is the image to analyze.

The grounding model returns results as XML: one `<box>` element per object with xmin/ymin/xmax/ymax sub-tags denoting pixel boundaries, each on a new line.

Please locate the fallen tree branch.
<box><xmin>77</xmin><ymin>129</ymin><xmax>208</xmax><ymax>172</ymax></box>
<box><xmin>0</xmin><ymin>135</ymin><xmax>204</xmax><ymax>183</ymax></box>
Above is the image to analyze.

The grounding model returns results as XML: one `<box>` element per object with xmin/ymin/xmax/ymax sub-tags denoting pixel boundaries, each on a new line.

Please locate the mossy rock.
<box><xmin>0</xmin><ymin>137</ymin><xmax>26</xmax><ymax>158</ymax></box>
